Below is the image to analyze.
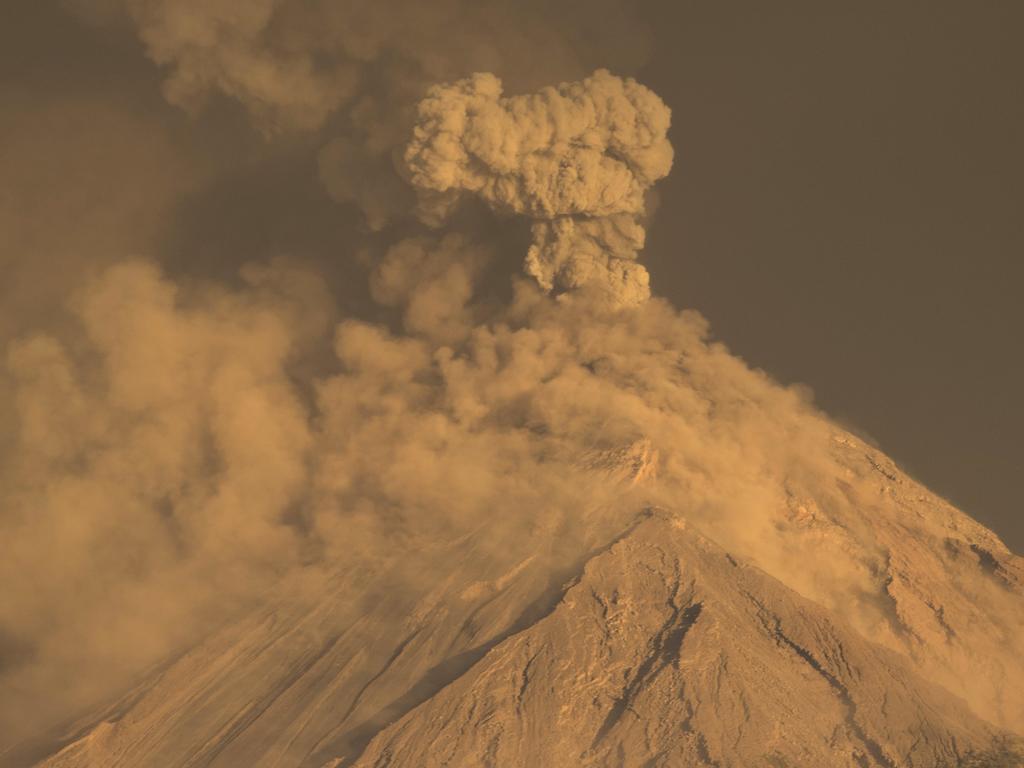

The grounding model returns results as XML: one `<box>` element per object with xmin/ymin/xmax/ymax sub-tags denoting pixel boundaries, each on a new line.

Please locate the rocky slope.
<box><xmin>353</xmin><ymin>512</ymin><xmax>1010</xmax><ymax>768</ymax></box>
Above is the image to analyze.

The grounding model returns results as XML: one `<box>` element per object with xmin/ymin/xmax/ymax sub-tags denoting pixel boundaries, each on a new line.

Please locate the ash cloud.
<box><xmin>69</xmin><ymin>0</ymin><xmax>652</xmax><ymax>229</ymax></box>
<box><xmin>403</xmin><ymin>70</ymin><xmax>673</xmax><ymax>306</ymax></box>
<box><xmin>6</xmin><ymin>248</ymin><xmax>1022</xmax><ymax>745</ymax></box>
<box><xmin>69</xmin><ymin>1</ymin><xmax>669</xmax><ymax>305</ymax></box>
<box><xmin>0</xmin><ymin>0</ymin><xmax>657</xmax><ymax>743</ymax></box>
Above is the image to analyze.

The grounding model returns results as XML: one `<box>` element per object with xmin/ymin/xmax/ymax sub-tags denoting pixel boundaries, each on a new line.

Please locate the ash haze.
<box><xmin>0</xmin><ymin>2</ymin><xmax>1022</xmax><ymax>767</ymax></box>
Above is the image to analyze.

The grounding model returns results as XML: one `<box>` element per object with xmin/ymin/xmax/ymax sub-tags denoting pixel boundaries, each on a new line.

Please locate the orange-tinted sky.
<box><xmin>638</xmin><ymin>1</ymin><xmax>1023</xmax><ymax>552</ymax></box>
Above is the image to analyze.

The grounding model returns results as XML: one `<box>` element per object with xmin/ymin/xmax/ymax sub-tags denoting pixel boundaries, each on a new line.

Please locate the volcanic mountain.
<box><xmin>14</xmin><ymin>423</ymin><xmax>1024</xmax><ymax>767</ymax></box>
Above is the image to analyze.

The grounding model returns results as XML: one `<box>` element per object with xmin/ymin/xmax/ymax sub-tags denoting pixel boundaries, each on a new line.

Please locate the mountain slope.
<box><xmin>351</xmin><ymin>511</ymin><xmax>1012</xmax><ymax>768</ymax></box>
<box><xmin>24</xmin><ymin>480</ymin><xmax>1024</xmax><ymax>767</ymax></box>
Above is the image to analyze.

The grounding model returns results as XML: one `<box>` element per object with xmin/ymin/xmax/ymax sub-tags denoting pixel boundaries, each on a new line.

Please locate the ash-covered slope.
<box><xmin>353</xmin><ymin>511</ymin><xmax>1010</xmax><ymax>768</ymax></box>
<box><xmin>22</xmin><ymin>437</ymin><xmax>1024</xmax><ymax>768</ymax></box>
<box><xmin>9</xmin><ymin>287</ymin><xmax>1024</xmax><ymax>768</ymax></box>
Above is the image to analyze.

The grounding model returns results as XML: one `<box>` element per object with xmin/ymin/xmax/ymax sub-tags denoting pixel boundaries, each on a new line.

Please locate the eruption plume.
<box><xmin>404</xmin><ymin>69</ymin><xmax>673</xmax><ymax>305</ymax></box>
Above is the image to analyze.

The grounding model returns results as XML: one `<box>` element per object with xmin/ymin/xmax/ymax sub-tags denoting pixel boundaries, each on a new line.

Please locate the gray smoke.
<box><xmin>404</xmin><ymin>69</ymin><xmax>673</xmax><ymax>305</ymax></box>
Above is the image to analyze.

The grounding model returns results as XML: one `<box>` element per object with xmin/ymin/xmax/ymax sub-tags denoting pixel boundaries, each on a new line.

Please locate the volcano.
<box><xmin>16</xmin><ymin>423</ymin><xmax>1024</xmax><ymax>767</ymax></box>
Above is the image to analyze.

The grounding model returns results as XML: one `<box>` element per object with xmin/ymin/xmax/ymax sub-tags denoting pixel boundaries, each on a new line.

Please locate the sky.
<box><xmin>0</xmin><ymin>0</ymin><xmax>1022</xmax><ymax>749</ymax></box>
<box><xmin>639</xmin><ymin>1</ymin><xmax>1024</xmax><ymax>553</ymax></box>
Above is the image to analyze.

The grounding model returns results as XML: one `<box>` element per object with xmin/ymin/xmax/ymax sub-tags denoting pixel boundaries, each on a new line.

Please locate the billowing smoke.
<box><xmin>5</xmin><ymin>245</ymin><xmax>1023</xmax><ymax>745</ymax></box>
<box><xmin>2</xmin><ymin>1</ymin><xmax>659</xmax><ymax>739</ymax></box>
<box><xmin>403</xmin><ymin>70</ymin><xmax>673</xmax><ymax>305</ymax></box>
<box><xmin>69</xmin><ymin>0</ymin><xmax>652</xmax><ymax>230</ymax></box>
<box><xmin>0</xmin><ymin>246</ymin><xmax>825</xmax><ymax>740</ymax></box>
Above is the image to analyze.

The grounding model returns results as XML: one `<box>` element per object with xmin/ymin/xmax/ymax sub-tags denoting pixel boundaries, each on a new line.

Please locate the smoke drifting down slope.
<box><xmin>1</xmin><ymin>4</ymin><xmax>1023</xmax><ymax>766</ymax></box>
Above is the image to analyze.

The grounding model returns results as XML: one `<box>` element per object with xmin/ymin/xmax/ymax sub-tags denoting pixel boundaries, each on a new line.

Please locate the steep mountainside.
<box><xmin>353</xmin><ymin>512</ymin><xmax>1009</xmax><ymax>768</ymax></box>
<box><xmin>16</xmin><ymin>430</ymin><xmax>1024</xmax><ymax>768</ymax></box>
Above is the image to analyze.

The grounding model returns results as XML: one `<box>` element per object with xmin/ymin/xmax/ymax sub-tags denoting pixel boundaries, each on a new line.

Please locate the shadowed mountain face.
<box><xmin>17</xmin><ymin>428</ymin><xmax>1024</xmax><ymax>768</ymax></box>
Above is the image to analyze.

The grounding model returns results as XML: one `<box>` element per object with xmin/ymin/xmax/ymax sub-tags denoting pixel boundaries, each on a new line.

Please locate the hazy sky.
<box><xmin>638</xmin><ymin>1</ymin><xmax>1024</xmax><ymax>552</ymax></box>
<box><xmin>1</xmin><ymin>2</ymin><xmax>1020</xmax><ymax>557</ymax></box>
